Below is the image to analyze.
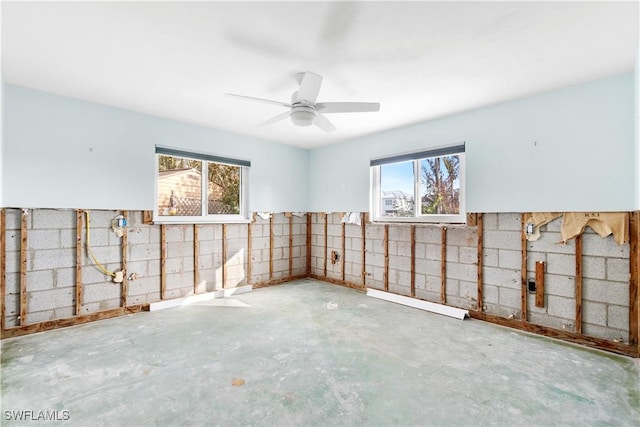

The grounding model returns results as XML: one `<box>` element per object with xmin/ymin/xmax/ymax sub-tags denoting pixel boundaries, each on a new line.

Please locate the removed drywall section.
<box><xmin>1</xmin><ymin>208</ymin><xmax>308</xmax><ymax>338</ymax></box>
<box><xmin>2</xmin><ymin>84</ymin><xmax>309</xmax><ymax>212</ymax></box>
<box><xmin>308</xmin><ymin>73</ymin><xmax>634</xmax><ymax>213</ymax></box>
<box><xmin>308</xmin><ymin>211</ymin><xmax>638</xmax><ymax>356</ymax></box>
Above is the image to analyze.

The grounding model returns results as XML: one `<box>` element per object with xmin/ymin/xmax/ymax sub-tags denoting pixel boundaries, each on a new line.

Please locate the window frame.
<box><xmin>154</xmin><ymin>146</ymin><xmax>250</xmax><ymax>224</ymax></box>
<box><xmin>370</xmin><ymin>144</ymin><xmax>466</xmax><ymax>224</ymax></box>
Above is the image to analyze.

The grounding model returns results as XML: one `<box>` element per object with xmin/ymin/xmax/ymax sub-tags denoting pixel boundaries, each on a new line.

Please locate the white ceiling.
<box><xmin>2</xmin><ymin>1</ymin><xmax>638</xmax><ymax>149</ymax></box>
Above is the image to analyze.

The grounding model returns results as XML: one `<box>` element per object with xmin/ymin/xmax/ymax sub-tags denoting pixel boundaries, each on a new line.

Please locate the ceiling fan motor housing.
<box><xmin>290</xmin><ymin>105</ymin><xmax>316</xmax><ymax>127</ymax></box>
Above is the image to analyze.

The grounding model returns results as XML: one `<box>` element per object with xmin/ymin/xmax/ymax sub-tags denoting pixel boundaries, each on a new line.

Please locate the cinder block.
<box><xmin>5</xmin><ymin>230</ymin><xmax>21</xmax><ymax>252</ymax></box>
<box><xmin>528</xmin><ymin>232</ymin><xmax>575</xmax><ymax>255</ymax></box>
<box><xmin>414</xmin><ymin>289</ymin><xmax>440</xmax><ymax>304</ymax></box>
<box><xmin>27</xmin><ymin>229</ymin><xmax>60</xmax><ymax>250</ymax></box>
<box><xmin>446</xmin><ymin>262</ymin><xmax>476</xmax><ymax>282</ymax></box>
<box><xmin>459</xmin><ymin>280</ymin><xmax>476</xmax><ymax>300</ymax></box>
<box><xmin>582</xmin><ymin>300</ymin><xmax>607</xmax><ymax>327</ymax></box>
<box><xmin>26</xmin><ymin>310</ymin><xmax>55</xmax><ymax>324</ymax></box>
<box><xmin>127</xmin><ymin>227</ymin><xmax>151</xmax><ymax>245</ymax></box>
<box><xmin>5</xmin><ymin>209</ymin><xmax>30</xmax><ymax>230</ymax></box>
<box><xmin>32</xmin><ymin>209</ymin><xmax>76</xmax><ymax>230</ymax></box>
<box><xmin>583</xmin><ymin>279</ymin><xmax>629</xmax><ymax>306</ymax></box>
<box><xmin>606</xmin><ymin>258</ymin><xmax>630</xmax><ymax>282</ymax></box>
<box><xmin>546</xmin><ymin>253</ymin><xmax>574</xmax><ymax>276</ymax></box>
<box><xmin>497</xmin><ymin>249</ymin><xmax>520</xmax><ymax>270</ymax></box>
<box><xmin>483</xmin><ymin>248</ymin><xmax>498</xmax><ymax>267</ymax></box>
<box><xmin>447</xmin><ymin>228</ymin><xmax>476</xmax><ymax>247</ymax></box>
<box><xmin>498</xmin><ymin>287</ymin><xmax>521</xmax><ymax>309</ymax></box>
<box><xmin>389</xmin><ymin>226</ymin><xmax>410</xmax><ymax>242</ymax></box>
<box><xmin>54</xmin><ymin>307</ymin><xmax>74</xmax><ymax>320</ymax></box>
<box><xmin>415</xmin><ymin>258</ymin><xmax>440</xmax><ymax>276</ymax></box>
<box><xmin>389</xmin><ymin>255</ymin><xmax>410</xmax><ymax>272</ymax></box>
<box><xmin>547</xmin><ymin>295</ymin><xmax>576</xmax><ymax>319</ymax></box>
<box><xmin>497</xmin><ymin>213</ymin><xmax>522</xmax><ymax>231</ymax></box>
<box><xmin>607</xmin><ymin>305</ymin><xmax>629</xmax><ymax>331</ymax></box>
<box><xmin>529</xmin><ymin>312</ymin><xmax>572</xmax><ymax>331</ymax></box>
<box><xmin>414</xmin><ymin>226</ymin><xmax>440</xmax><ymax>244</ymax></box>
<box><xmin>582</xmin><ymin>323</ymin><xmax>626</xmax><ymax>342</ymax></box>
<box><xmin>482</xmin><ymin>213</ymin><xmax>498</xmax><ymax>230</ymax></box>
<box><xmin>459</xmin><ymin>246</ymin><xmax>477</xmax><ymax>265</ymax></box>
<box><xmin>444</xmin><ymin>278</ymin><xmax>459</xmax><ymax>298</ymax></box>
<box><xmin>396</xmin><ymin>241</ymin><xmax>411</xmax><ymax>257</ymax></box>
<box><xmin>482</xmin><ymin>284</ymin><xmax>499</xmax><ymax>305</ymax></box>
<box><xmin>425</xmin><ymin>275</ymin><xmax>440</xmax><ymax>293</ymax></box>
<box><xmin>28</xmin><ymin>287</ymin><xmax>74</xmax><ymax>312</ymax></box>
<box><xmin>129</xmin><ymin>244</ymin><xmax>161</xmax><ymax>262</ymax></box>
<box><xmin>445</xmin><ymin>246</ymin><xmax>459</xmax><ymax>263</ymax></box>
<box><xmin>165</xmin><ymin>225</ymin><xmax>184</xmax><ymax>242</ymax></box>
<box><xmin>82</xmin><ymin>282</ymin><xmax>120</xmax><ymax>304</ymax></box>
<box><xmin>31</xmin><ymin>248</ymin><xmax>77</xmax><ymax>271</ymax></box>
<box><xmin>581</xmin><ymin>256</ymin><xmax>606</xmax><ymax>280</ymax></box>
<box><xmin>24</xmin><ymin>270</ymin><xmax>55</xmax><ymax>292</ymax></box>
<box><xmin>483</xmin><ymin>230</ymin><xmax>521</xmax><ymax>251</ymax></box>
<box><xmin>483</xmin><ymin>266</ymin><xmax>520</xmax><ymax>289</ymax></box>
<box><xmin>55</xmin><ymin>268</ymin><xmax>75</xmax><ymax>289</ymax></box>
<box><xmin>582</xmin><ymin>231</ymin><xmax>629</xmax><ymax>258</ymax></box>
<box><xmin>544</xmin><ymin>274</ymin><xmax>576</xmax><ymax>298</ymax></box>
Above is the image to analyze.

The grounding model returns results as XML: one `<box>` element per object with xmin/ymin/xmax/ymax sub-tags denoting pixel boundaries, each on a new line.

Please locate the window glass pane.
<box><xmin>157</xmin><ymin>155</ymin><xmax>202</xmax><ymax>216</ymax></box>
<box><xmin>380</xmin><ymin>161</ymin><xmax>415</xmax><ymax>217</ymax></box>
<box><xmin>420</xmin><ymin>155</ymin><xmax>460</xmax><ymax>215</ymax></box>
<box><xmin>207</xmin><ymin>163</ymin><xmax>241</xmax><ymax>215</ymax></box>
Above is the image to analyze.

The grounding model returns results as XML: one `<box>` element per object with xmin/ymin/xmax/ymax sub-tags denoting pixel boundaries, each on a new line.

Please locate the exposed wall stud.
<box><xmin>193</xmin><ymin>224</ymin><xmax>200</xmax><ymax>294</ymax></box>
<box><xmin>383</xmin><ymin>224</ymin><xmax>389</xmax><ymax>292</ymax></box>
<box><xmin>341</xmin><ymin>220</ymin><xmax>346</xmax><ymax>281</ymax></box>
<box><xmin>535</xmin><ymin>261</ymin><xmax>545</xmax><ymax>308</ymax></box>
<box><xmin>476</xmin><ymin>213</ymin><xmax>484</xmax><ymax>312</ymax></box>
<box><xmin>361</xmin><ymin>212</ymin><xmax>366</xmax><ymax>285</ymax></box>
<box><xmin>222</xmin><ymin>224</ymin><xmax>228</xmax><ymax>288</ymax></box>
<box><xmin>410</xmin><ymin>225</ymin><xmax>416</xmax><ymax>297</ymax></box>
<box><xmin>160</xmin><ymin>224</ymin><xmax>167</xmax><ymax>300</ymax></box>
<box><xmin>324</xmin><ymin>213</ymin><xmax>328</xmax><ymax>277</ymax></box>
<box><xmin>289</xmin><ymin>214</ymin><xmax>294</xmax><ymax>277</ymax></box>
<box><xmin>75</xmin><ymin>210</ymin><xmax>83</xmax><ymax>315</ymax></box>
<box><xmin>0</xmin><ymin>209</ymin><xmax>6</xmax><ymax>330</ymax></box>
<box><xmin>121</xmin><ymin>211</ymin><xmax>128</xmax><ymax>307</ymax></box>
<box><xmin>629</xmin><ymin>211</ymin><xmax>639</xmax><ymax>349</ymax></box>
<box><xmin>441</xmin><ymin>226</ymin><xmax>447</xmax><ymax>304</ymax></box>
<box><xmin>575</xmin><ymin>235</ymin><xmax>583</xmax><ymax>334</ymax></box>
<box><xmin>521</xmin><ymin>214</ymin><xmax>528</xmax><ymax>322</ymax></box>
<box><xmin>20</xmin><ymin>210</ymin><xmax>28</xmax><ymax>326</ymax></box>
<box><xmin>247</xmin><ymin>220</ymin><xmax>253</xmax><ymax>285</ymax></box>
<box><xmin>306</xmin><ymin>213</ymin><xmax>312</xmax><ymax>276</ymax></box>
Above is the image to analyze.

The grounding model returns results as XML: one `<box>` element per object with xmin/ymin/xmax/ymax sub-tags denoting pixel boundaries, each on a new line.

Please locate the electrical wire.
<box><xmin>85</xmin><ymin>210</ymin><xmax>116</xmax><ymax>278</ymax></box>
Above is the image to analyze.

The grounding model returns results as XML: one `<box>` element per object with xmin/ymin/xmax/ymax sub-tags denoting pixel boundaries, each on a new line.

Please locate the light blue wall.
<box><xmin>635</xmin><ymin>47</ymin><xmax>640</xmax><ymax>210</ymax></box>
<box><xmin>2</xmin><ymin>84</ymin><xmax>309</xmax><ymax>211</ymax></box>
<box><xmin>309</xmin><ymin>73</ymin><xmax>635</xmax><ymax>213</ymax></box>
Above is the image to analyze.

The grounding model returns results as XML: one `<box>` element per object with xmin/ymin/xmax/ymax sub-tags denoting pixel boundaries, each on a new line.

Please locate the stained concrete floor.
<box><xmin>1</xmin><ymin>279</ymin><xmax>639</xmax><ymax>427</ymax></box>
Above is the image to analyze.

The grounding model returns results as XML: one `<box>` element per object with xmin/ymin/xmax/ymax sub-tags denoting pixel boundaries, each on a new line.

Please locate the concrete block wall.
<box><xmin>309</xmin><ymin>212</ymin><xmax>634</xmax><ymax>345</ymax></box>
<box><xmin>2</xmin><ymin>209</ymin><xmax>308</xmax><ymax>329</ymax></box>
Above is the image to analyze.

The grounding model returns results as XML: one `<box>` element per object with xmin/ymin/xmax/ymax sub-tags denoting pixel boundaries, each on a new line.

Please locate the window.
<box><xmin>370</xmin><ymin>144</ymin><xmax>465</xmax><ymax>223</ymax></box>
<box><xmin>155</xmin><ymin>146</ymin><xmax>250</xmax><ymax>223</ymax></box>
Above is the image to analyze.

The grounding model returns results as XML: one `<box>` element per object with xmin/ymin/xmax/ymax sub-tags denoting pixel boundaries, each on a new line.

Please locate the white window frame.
<box><xmin>154</xmin><ymin>146</ymin><xmax>250</xmax><ymax>224</ymax></box>
<box><xmin>370</xmin><ymin>144</ymin><xmax>466</xmax><ymax>224</ymax></box>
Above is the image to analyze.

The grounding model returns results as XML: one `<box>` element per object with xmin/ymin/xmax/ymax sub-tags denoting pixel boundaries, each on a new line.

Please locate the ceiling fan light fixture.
<box><xmin>290</xmin><ymin>106</ymin><xmax>316</xmax><ymax>127</ymax></box>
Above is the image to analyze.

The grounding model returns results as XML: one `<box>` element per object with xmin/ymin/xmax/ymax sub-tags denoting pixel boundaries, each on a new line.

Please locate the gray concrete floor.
<box><xmin>1</xmin><ymin>279</ymin><xmax>639</xmax><ymax>427</ymax></box>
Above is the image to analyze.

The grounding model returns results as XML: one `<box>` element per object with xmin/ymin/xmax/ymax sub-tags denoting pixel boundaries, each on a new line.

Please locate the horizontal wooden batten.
<box><xmin>1</xmin><ymin>305</ymin><xmax>149</xmax><ymax>339</ymax></box>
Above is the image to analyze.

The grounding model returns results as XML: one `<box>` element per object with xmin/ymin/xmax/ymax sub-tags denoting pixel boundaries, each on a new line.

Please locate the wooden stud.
<box><xmin>1</xmin><ymin>304</ymin><xmax>149</xmax><ymax>339</ymax></box>
<box><xmin>410</xmin><ymin>225</ymin><xmax>416</xmax><ymax>298</ymax></box>
<box><xmin>19</xmin><ymin>210</ymin><xmax>28</xmax><ymax>326</ymax></box>
<box><xmin>324</xmin><ymin>213</ymin><xmax>328</xmax><ymax>277</ymax></box>
<box><xmin>466</xmin><ymin>213</ymin><xmax>478</xmax><ymax>227</ymax></box>
<box><xmin>0</xmin><ymin>209</ymin><xmax>5</xmax><ymax>330</ymax></box>
<box><xmin>193</xmin><ymin>224</ymin><xmax>200</xmax><ymax>294</ymax></box>
<box><xmin>160</xmin><ymin>224</ymin><xmax>167</xmax><ymax>300</ymax></box>
<box><xmin>535</xmin><ymin>261</ymin><xmax>545</xmax><ymax>308</ymax></box>
<box><xmin>383</xmin><ymin>224</ymin><xmax>389</xmax><ymax>292</ymax></box>
<box><xmin>441</xmin><ymin>226</ymin><xmax>447</xmax><ymax>304</ymax></box>
<box><xmin>247</xmin><ymin>221</ymin><xmax>253</xmax><ymax>285</ymax></box>
<box><xmin>575</xmin><ymin>234</ymin><xmax>583</xmax><ymax>335</ymax></box>
<box><xmin>361</xmin><ymin>212</ymin><xmax>366</xmax><ymax>286</ymax></box>
<box><xmin>521</xmin><ymin>213</ymin><xmax>528</xmax><ymax>322</ymax></box>
<box><xmin>142</xmin><ymin>211</ymin><xmax>154</xmax><ymax>225</ymax></box>
<box><xmin>121</xmin><ymin>211</ymin><xmax>128</xmax><ymax>307</ymax></box>
<box><xmin>629</xmin><ymin>211</ymin><xmax>639</xmax><ymax>349</ymax></box>
<box><xmin>306</xmin><ymin>213</ymin><xmax>312</xmax><ymax>276</ymax></box>
<box><xmin>341</xmin><ymin>221</ymin><xmax>346</xmax><ymax>281</ymax></box>
<box><xmin>289</xmin><ymin>215</ymin><xmax>294</xmax><ymax>277</ymax></box>
<box><xmin>468</xmin><ymin>310</ymin><xmax>637</xmax><ymax>358</ymax></box>
<box><xmin>269</xmin><ymin>216</ymin><xmax>274</xmax><ymax>280</ymax></box>
<box><xmin>477</xmin><ymin>213</ymin><xmax>484</xmax><ymax>312</ymax></box>
<box><xmin>75</xmin><ymin>210</ymin><xmax>83</xmax><ymax>315</ymax></box>
<box><xmin>222</xmin><ymin>224</ymin><xmax>228</xmax><ymax>289</ymax></box>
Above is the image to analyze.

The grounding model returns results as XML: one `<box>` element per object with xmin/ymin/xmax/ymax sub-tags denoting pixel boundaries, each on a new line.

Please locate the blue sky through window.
<box><xmin>380</xmin><ymin>161</ymin><xmax>414</xmax><ymax>194</ymax></box>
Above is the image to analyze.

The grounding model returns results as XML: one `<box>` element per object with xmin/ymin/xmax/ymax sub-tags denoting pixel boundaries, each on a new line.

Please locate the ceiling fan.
<box><xmin>226</xmin><ymin>71</ymin><xmax>380</xmax><ymax>132</ymax></box>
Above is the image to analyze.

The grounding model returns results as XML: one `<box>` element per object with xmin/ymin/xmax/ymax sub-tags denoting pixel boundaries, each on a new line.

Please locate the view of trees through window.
<box><xmin>157</xmin><ymin>154</ymin><xmax>240</xmax><ymax>216</ymax></box>
<box><xmin>377</xmin><ymin>152</ymin><xmax>462</xmax><ymax>220</ymax></box>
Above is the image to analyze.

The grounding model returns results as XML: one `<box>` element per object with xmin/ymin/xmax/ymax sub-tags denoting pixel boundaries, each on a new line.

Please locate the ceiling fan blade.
<box><xmin>314</xmin><ymin>113</ymin><xmax>336</xmax><ymax>133</ymax></box>
<box><xmin>226</xmin><ymin>93</ymin><xmax>291</xmax><ymax>108</ymax></box>
<box><xmin>316</xmin><ymin>102</ymin><xmax>380</xmax><ymax>113</ymax></box>
<box><xmin>295</xmin><ymin>72</ymin><xmax>323</xmax><ymax>104</ymax></box>
<box><xmin>258</xmin><ymin>110</ymin><xmax>291</xmax><ymax>127</ymax></box>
